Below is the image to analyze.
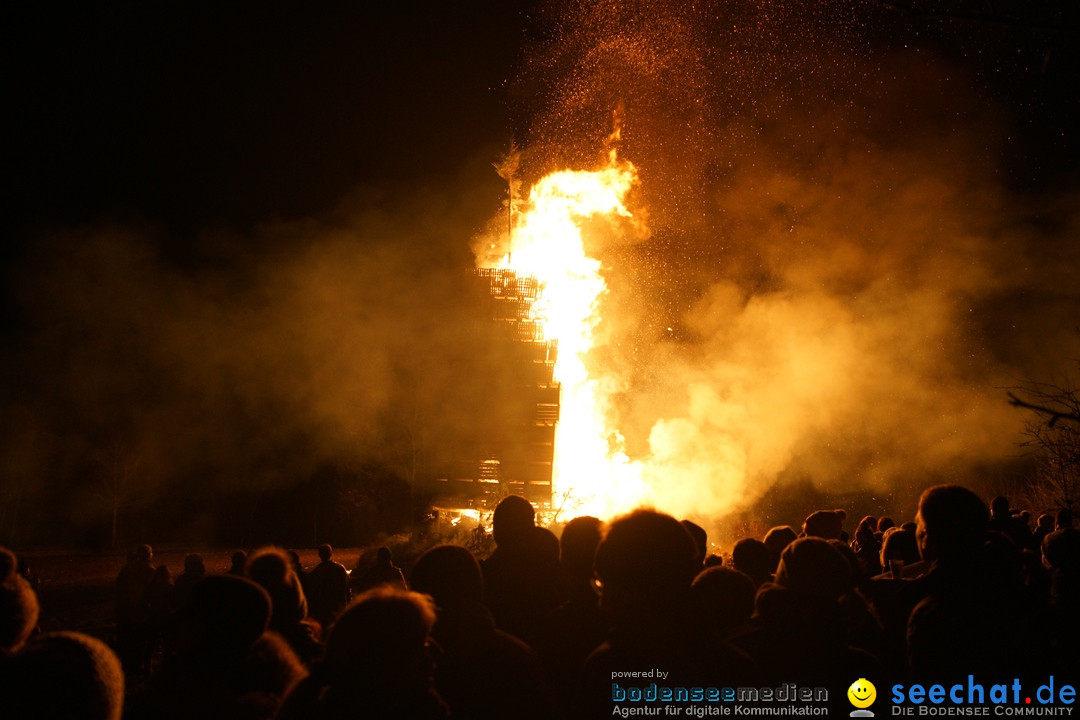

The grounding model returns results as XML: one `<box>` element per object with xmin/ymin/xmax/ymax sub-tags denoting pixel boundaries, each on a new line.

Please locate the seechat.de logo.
<box><xmin>849</xmin><ymin>678</ymin><xmax>878</xmax><ymax>717</ymax></box>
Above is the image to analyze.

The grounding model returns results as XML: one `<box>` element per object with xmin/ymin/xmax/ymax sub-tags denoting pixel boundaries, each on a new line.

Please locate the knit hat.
<box><xmin>0</xmin><ymin>547</ymin><xmax>39</xmax><ymax>652</ymax></box>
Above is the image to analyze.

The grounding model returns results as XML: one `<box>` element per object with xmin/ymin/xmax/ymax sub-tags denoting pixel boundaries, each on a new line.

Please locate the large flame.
<box><xmin>491</xmin><ymin>151</ymin><xmax>652</xmax><ymax>519</ymax></box>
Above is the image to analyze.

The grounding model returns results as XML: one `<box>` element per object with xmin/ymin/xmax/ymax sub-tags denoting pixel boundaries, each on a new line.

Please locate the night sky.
<box><xmin>6</xmin><ymin>1</ymin><xmax>530</xmax><ymax>236</ymax></box>
<box><xmin>7</xmin><ymin>2</ymin><xmax>1077</xmax><ymax>252</ymax></box>
<box><xmin>2</xmin><ymin>1</ymin><xmax>1078</xmax><ymax>544</ymax></box>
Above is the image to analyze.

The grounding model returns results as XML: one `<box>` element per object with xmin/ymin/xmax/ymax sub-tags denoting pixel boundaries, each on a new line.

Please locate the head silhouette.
<box><xmin>247</xmin><ymin>547</ymin><xmax>293</xmax><ymax>587</ymax></box>
<box><xmin>915</xmin><ymin>485</ymin><xmax>988</xmax><ymax>563</ymax></box>
<box><xmin>681</xmin><ymin>520</ymin><xmax>708</xmax><ymax>566</ymax></box>
<box><xmin>0</xmin><ymin>547</ymin><xmax>39</xmax><ymax>652</ymax></box>
<box><xmin>411</xmin><ymin>544</ymin><xmax>484</xmax><ymax>609</ymax></box>
<box><xmin>560</xmin><ymin>516</ymin><xmax>604</xmax><ymax>582</ymax></box>
<box><xmin>245</xmin><ymin>545</ymin><xmax>308</xmax><ymax>627</ymax></box>
<box><xmin>774</xmin><ymin>537</ymin><xmax>852</xmax><ymax>600</ymax></box>
<box><xmin>492</xmin><ymin>495</ymin><xmax>536</xmax><ymax>548</ymax></box>
<box><xmin>880</xmin><ymin>528</ymin><xmax>920</xmax><ymax>566</ymax></box>
<box><xmin>732</xmin><ymin>538</ymin><xmax>776</xmax><ymax>586</ymax></box>
<box><xmin>691</xmin><ymin>566</ymin><xmax>756</xmax><ymax>636</ymax></box>
<box><xmin>763</xmin><ymin>526</ymin><xmax>798</xmax><ymax>559</ymax></box>
<box><xmin>802</xmin><ymin>511</ymin><xmax>843</xmax><ymax>540</ymax></box>
<box><xmin>1057</xmin><ymin>509</ymin><xmax>1074</xmax><ymax>530</ymax></box>
<box><xmin>324</xmin><ymin>587</ymin><xmax>436</xmax><ymax>687</ymax></box>
<box><xmin>595</xmin><ymin>509</ymin><xmax>699</xmax><ymax>607</ymax></box>
<box><xmin>0</xmin><ymin>631</ymin><xmax>124</xmax><ymax>720</ymax></box>
<box><xmin>176</xmin><ymin>574</ymin><xmax>272</xmax><ymax>653</ymax></box>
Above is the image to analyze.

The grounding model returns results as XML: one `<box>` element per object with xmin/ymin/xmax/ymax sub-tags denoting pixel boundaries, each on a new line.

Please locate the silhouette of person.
<box><xmin>128</xmin><ymin>573</ymin><xmax>306</xmax><ymax>720</ymax></box>
<box><xmin>691</xmin><ymin>565</ymin><xmax>756</xmax><ymax>643</ymax></box>
<box><xmin>278</xmin><ymin>587</ymin><xmax>449</xmax><ymax>720</ymax></box>
<box><xmin>1043</xmin><ymin>509</ymin><xmax>1080</xmax><ymax>573</ymax></box>
<box><xmin>1032</xmin><ymin>513</ymin><xmax>1055</xmax><ymax>549</ymax></box>
<box><xmin>539</xmin><ymin>515</ymin><xmax>607</xmax><ymax>707</ymax></box>
<box><xmin>1040</xmin><ymin>507</ymin><xmax>1080</xmax><ymax>670</ymax></box>
<box><xmin>468</xmin><ymin>521</ymin><xmax>493</xmax><ymax>556</ymax></box>
<box><xmin>287</xmin><ymin>550</ymin><xmax>310</xmax><ymax>598</ymax></box>
<box><xmin>0</xmin><ymin>630</ymin><xmax>125</xmax><ymax>720</ymax></box>
<box><xmin>245</xmin><ymin>546</ymin><xmax>321</xmax><ymax>664</ymax></box>
<box><xmin>171</xmin><ymin>553</ymin><xmax>206</xmax><ymax>612</ymax></box>
<box><xmin>1</xmin><ymin>547</ymin><xmax>39</xmax><ymax>654</ymax></box>
<box><xmin>227</xmin><ymin>550</ymin><xmax>247</xmax><ymax>575</ymax></box>
<box><xmin>577</xmin><ymin>509</ymin><xmax>755</xmax><ymax>718</ymax></box>
<box><xmin>906</xmin><ymin>485</ymin><xmax>1028</xmax><ymax>682</ymax></box>
<box><xmin>763</xmin><ymin>525</ymin><xmax>798</xmax><ymax>560</ymax></box>
<box><xmin>352</xmin><ymin>546</ymin><xmax>407</xmax><ymax>594</ymax></box>
<box><xmin>307</xmin><ymin>544</ymin><xmax>351</xmax><ymax>630</ymax></box>
<box><xmin>681</xmin><ymin>519</ymin><xmax>708</xmax><ymax>570</ymax></box>
<box><xmin>143</xmin><ymin>563</ymin><xmax>173</xmax><ymax>670</ymax></box>
<box><xmin>115</xmin><ymin>544</ymin><xmax>156</xmax><ymax>676</ymax></box>
<box><xmin>482</xmin><ymin>495</ymin><xmax>562</xmax><ymax>648</ymax></box>
<box><xmin>410</xmin><ymin>543</ymin><xmax>555</xmax><ymax>720</ymax></box>
<box><xmin>878</xmin><ymin>528</ymin><xmax>922</xmax><ymax>578</ymax></box>
<box><xmin>851</xmin><ymin>515</ymin><xmax>883</xmax><ymax>578</ymax></box>
<box><xmin>731</xmin><ymin>538</ymin><xmax>776</xmax><ymax>587</ymax></box>
<box><xmin>735</xmin><ymin>537</ymin><xmax>880</xmax><ymax>714</ymax></box>
<box><xmin>802</xmin><ymin>510</ymin><xmax>843</xmax><ymax>540</ymax></box>
<box><xmin>989</xmin><ymin>495</ymin><xmax>1032</xmax><ymax>548</ymax></box>
<box><xmin>862</xmin><ymin>527</ymin><xmax>924</xmax><ymax>678</ymax></box>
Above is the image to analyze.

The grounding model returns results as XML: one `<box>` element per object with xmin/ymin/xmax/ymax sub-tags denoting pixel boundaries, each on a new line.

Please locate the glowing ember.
<box><xmin>486</xmin><ymin>150</ymin><xmax>651</xmax><ymax>519</ymax></box>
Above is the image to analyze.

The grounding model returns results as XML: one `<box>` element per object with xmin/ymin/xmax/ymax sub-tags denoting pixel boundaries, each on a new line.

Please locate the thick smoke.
<box><xmin>504</xmin><ymin>0</ymin><xmax>1080</xmax><ymax>524</ymax></box>
<box><xmin>1</xmin><ymin>170</ymin><xmax>522</xmax><ymax>544</ymax></box>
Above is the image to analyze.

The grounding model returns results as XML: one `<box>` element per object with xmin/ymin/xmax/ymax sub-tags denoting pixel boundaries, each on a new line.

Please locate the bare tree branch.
<box><xmin>1008</xmin><ymin>392</ymin><xmax>1080</xmax><ymax>427</ymax></box>
<box><xmin>1008</xmin><ymin>362</ymin><xmax>1080</xmax><ymax>512</ymax></box>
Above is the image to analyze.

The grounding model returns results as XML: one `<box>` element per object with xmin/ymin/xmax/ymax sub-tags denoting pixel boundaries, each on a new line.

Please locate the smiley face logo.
<box><xmin>848</xmin><ymin>678</ymin><xmax>877</xmax><ymax>709</ymax></box>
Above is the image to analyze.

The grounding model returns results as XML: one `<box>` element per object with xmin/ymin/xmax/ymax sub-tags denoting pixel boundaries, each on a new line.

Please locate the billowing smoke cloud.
<box><xmin>1</xmin><ymin>171</ymin><xmax>525</xmax><ymax>543</ymax></box>
<box><xmin>502</xmin><ymin>0</ymin><xmax>1080</xmax><ymax>525</ymax></box>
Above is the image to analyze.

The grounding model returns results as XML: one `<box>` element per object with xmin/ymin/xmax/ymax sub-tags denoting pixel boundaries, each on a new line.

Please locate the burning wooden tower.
<box><xmin>429</xmin><ymin>268</ymin><xmax>559</xmax><ymax>510</ymax></box>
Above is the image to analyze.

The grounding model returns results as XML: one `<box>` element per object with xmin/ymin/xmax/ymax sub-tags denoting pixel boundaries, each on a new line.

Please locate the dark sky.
<box><xmin>6</xmin><ymin>2</ymin><xmax>1077</xmax><ymax>237</ymax></box>
<box><xmin>7</xmin><ymin>1</ymin><xmax>530</xmax><ymax>236</ymax></box>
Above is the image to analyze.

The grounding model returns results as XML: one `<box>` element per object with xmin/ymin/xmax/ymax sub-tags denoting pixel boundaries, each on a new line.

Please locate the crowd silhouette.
<box><xmin>2</xmin><ymin>484</ymin><xmax>1078</xmax><ymax>719</ymax></box>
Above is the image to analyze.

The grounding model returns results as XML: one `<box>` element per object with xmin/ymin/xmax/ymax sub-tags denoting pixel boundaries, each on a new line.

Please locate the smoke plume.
<box><xmin>499</xmin><ymin>0</ymin><xmax>1080</xmax><ymax>524</ymax></box>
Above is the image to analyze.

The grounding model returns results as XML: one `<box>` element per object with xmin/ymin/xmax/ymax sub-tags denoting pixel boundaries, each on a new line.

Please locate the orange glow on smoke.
<box><xmin>493</xmin><ymin>151</ymin><xmax>651</xmax><ymax>519</ymax></box>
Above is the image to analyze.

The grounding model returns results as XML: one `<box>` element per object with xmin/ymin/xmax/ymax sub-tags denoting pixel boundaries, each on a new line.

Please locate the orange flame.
<box><xmin>490</xmin><ymin>150</ymin><xmax>652</xmax><ymax>519</ymax></box>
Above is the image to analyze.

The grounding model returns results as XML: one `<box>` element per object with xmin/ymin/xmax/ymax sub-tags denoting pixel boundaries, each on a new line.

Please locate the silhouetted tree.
<box><xmin>1010</xmin><ymin>367</ymin><xmax>1080</xmax><ymax>513</ymax></box>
